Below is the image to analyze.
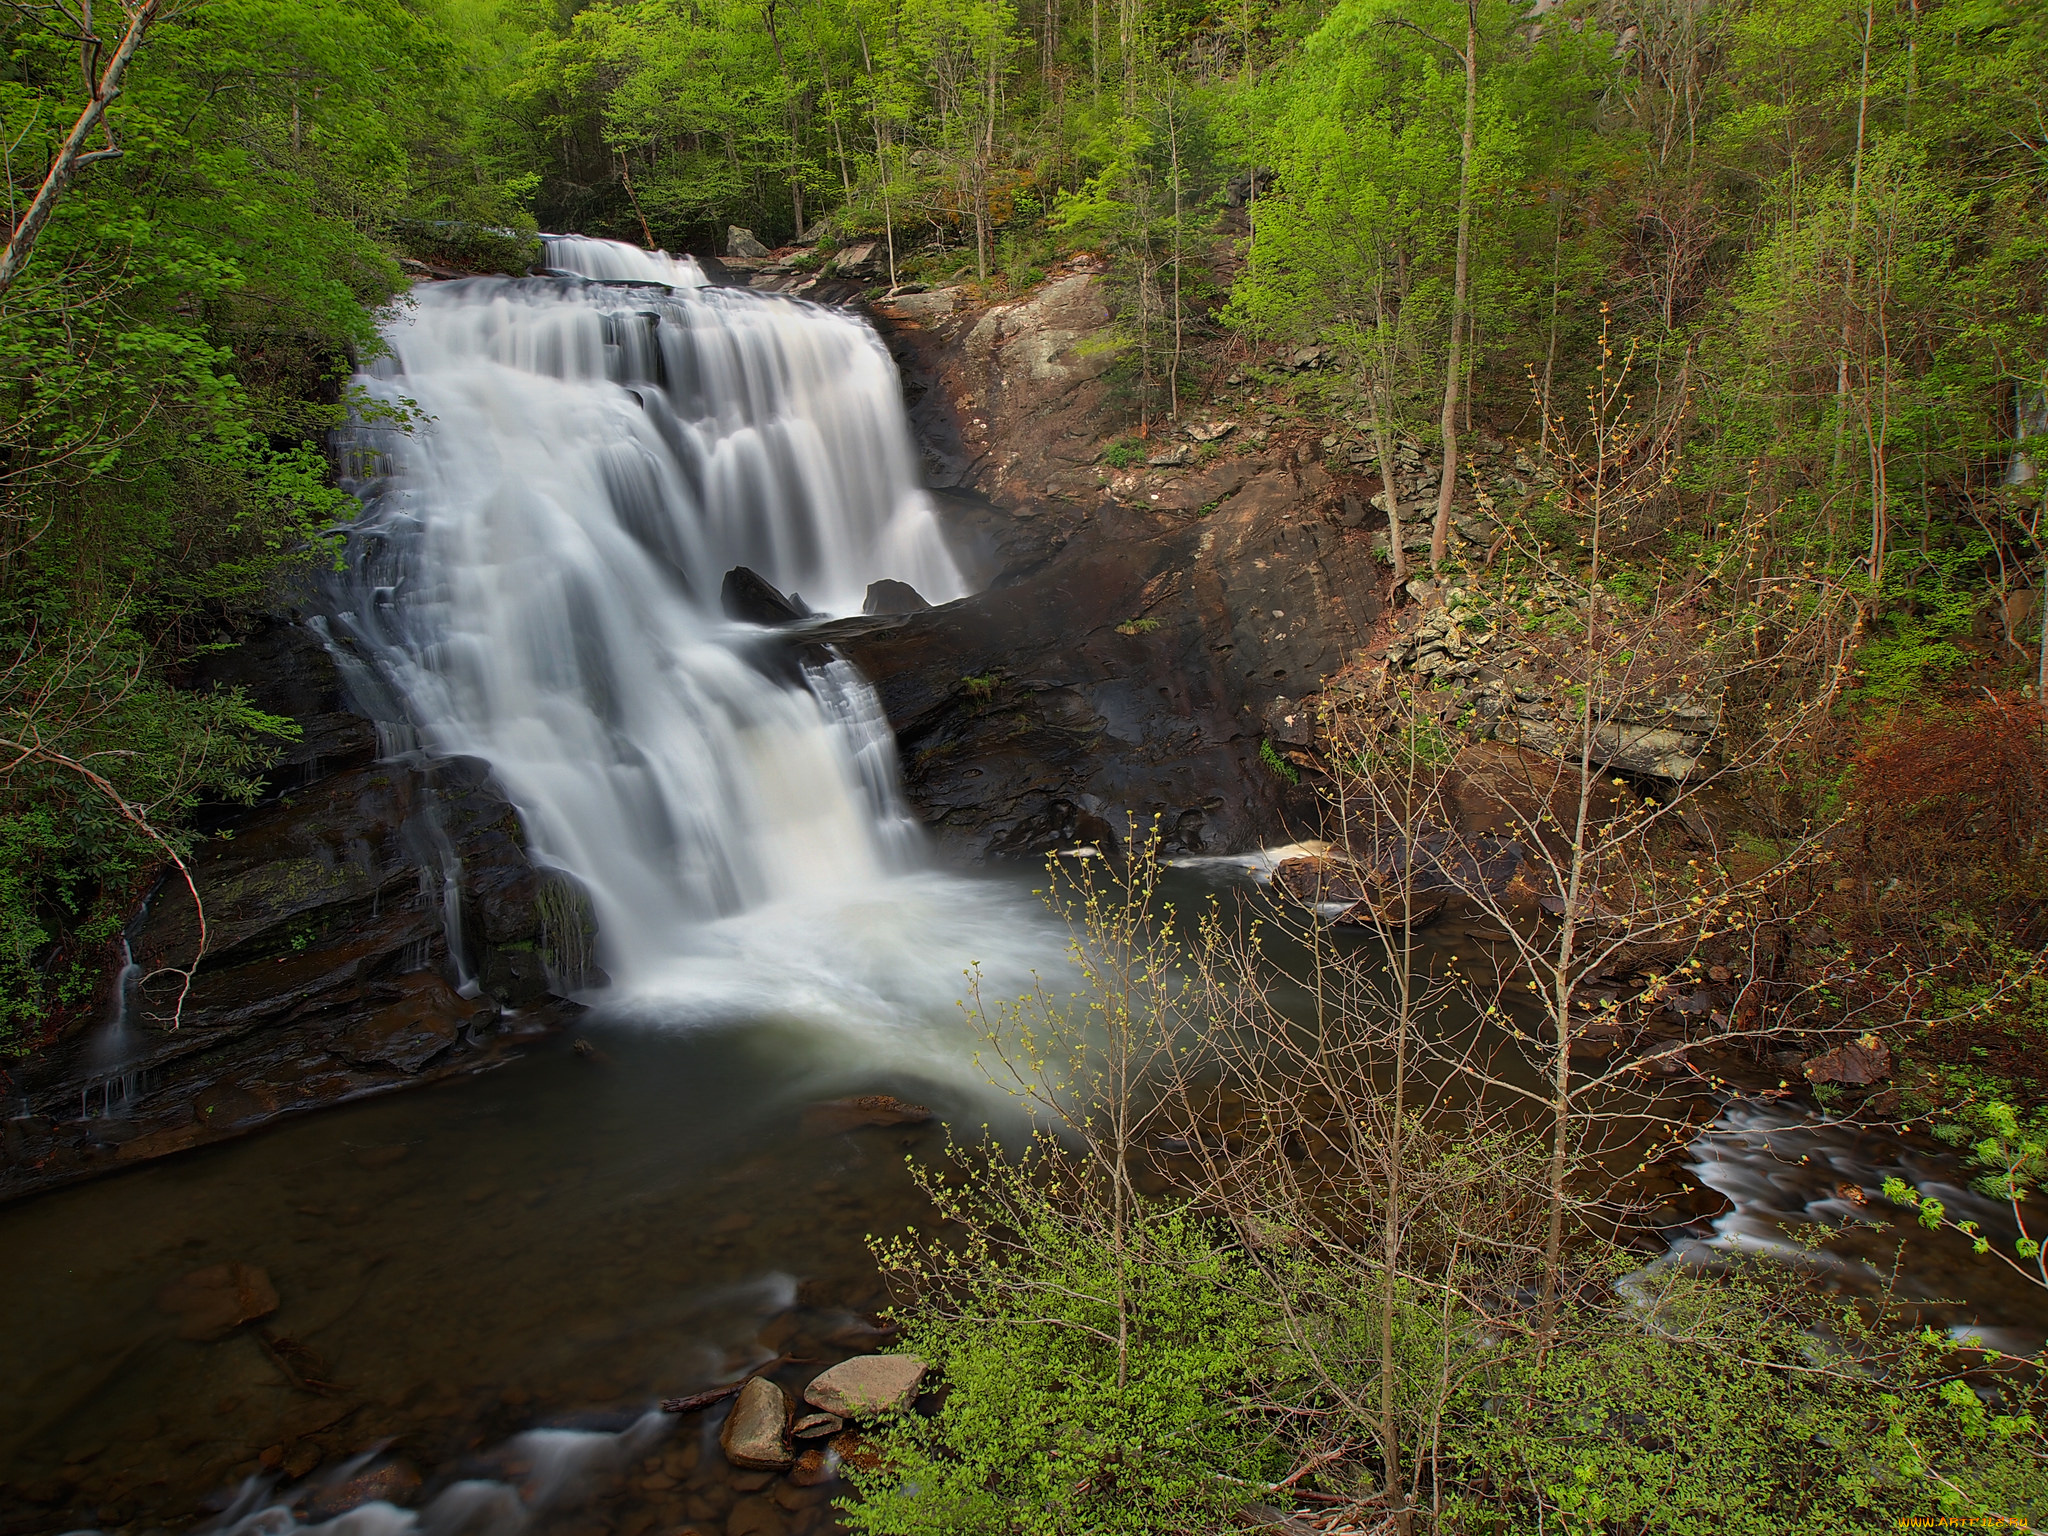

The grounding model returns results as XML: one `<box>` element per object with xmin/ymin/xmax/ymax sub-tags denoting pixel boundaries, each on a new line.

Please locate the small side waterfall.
<box><xmin>331</xmin><ymin>236</ymin><xmax>1008</xmax><ymax>1012</ymax></box>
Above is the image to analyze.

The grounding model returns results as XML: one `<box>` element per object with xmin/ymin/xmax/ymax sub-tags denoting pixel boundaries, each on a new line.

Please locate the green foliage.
<box><xmin>1258</xmin><ymin>737</ymin><xmax>1299</xmax><ymax>783</ymax></box>
<box><xmin>1443</xmin><ymin>1292</ymin><xmax>2048</xmax><ymax>1533</ymax></box>
<box><xmin>0</xmin><ymin>0</ymin><xmax>528</xmax><ymax>1047</ymax></box>
<box><xmin>1098</xmin><ymin>439</ymin><xmax>1146</xmax><ymax>468</ymax></box>
<box><xmin>847</xmin><ymin>1177</ymin><xmax>1273</xmax><ymax>1535</ymax></box>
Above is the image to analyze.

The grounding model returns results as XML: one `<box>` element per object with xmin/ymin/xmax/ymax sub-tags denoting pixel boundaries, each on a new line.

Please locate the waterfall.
<box><xmin>330</xmin><ymin>236</ymin><xmax>1012</xmax><ymax>1014</ymax></box>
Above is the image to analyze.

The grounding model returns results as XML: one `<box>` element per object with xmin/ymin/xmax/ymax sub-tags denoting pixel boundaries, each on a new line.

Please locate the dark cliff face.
<box><xmin>837</xmin><ymin>269</ymin><xmax>1391</xmax><ymax>861</ymax></box>
<box><xmin>1</xmin><ymin>621</ymin><xmax>583</xmax><ymax>1203</ymax></box>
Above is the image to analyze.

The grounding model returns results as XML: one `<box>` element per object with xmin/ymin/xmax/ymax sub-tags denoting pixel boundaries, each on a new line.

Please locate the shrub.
<box><xmin>845</xmin><ymin>1176</ymin><xmax>1277</xmax><ymax>1536</ymax></box>
<box><xmin>1443</xmin><ymin>1291</ymin><xmax>2048</xmax><ymax>1535</ymax></box>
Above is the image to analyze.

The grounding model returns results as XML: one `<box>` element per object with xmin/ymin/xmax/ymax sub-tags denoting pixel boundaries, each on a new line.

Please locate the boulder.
<box><xmin>1803</xmin><ymin>1035</ymin><xmax>1892</xmax><ymax>1087</ymax></box>
<box><xmin>803</xmin><ymin>1354</ymin><xmax>927</xmax><ymax>1418</ymax></box>
<box><xmin>721</xmin><ymin>567</ymin><xmax>808</xmax><ymax>625</ymax></box>
<box><xmin>726</xmin><ymin>226</ymin><xmax>772</xmax><ymax>260</ymax></box>
<box><xmin>833</xmin><ymin>241</ymin><xmax>881</xmax><ymax>278</ymax></box>
<box><xmin>862</xmin><ymin>579</ymin><xmax>933</xmax><ymax>615</ymax></box>
<box><xmin>156</xmin><ymin>1262</ymin><xmax>279</xmax><ymax>1341</ymax></box>
<box><xmin>720</xmin><ymin>1377</ymin><xmax>795</xmax><ymax>1470</ymax></box>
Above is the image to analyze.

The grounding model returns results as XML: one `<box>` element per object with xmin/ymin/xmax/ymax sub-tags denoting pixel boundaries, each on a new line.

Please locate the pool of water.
<box><xmin>0</xmin><ymin>1002</ymin><xmax>998</xmax><ymax>1536</ymax></box>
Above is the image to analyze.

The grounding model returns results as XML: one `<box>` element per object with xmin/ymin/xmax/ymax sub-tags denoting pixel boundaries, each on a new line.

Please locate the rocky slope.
<box><xmin>810</xmin><ymin>264</ymin><xmax>1396</xmax><ymax>858</ymax></box>
<box><xmin>0</xmin><ymin>621</ymin><xmax>587</xmax><ymax>1202</ymax></box>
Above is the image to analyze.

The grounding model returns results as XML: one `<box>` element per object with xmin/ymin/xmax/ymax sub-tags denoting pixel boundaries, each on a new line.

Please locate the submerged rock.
<box><xmin>721</xmin><ymin>1377</ymin><xmax>795</xmax><ymax>1470</ymax></box>
<box><xmin>803</xmin><ymin>1354</ymin><xmax>927</xmax><ymax>1417</ymax></box>
<box><xmin>1803</xmin><ymin>1035</ymin><xmax>1892</xmax><ymax>1087</ymax></box>
<box><xmin>802</xmin><ymin>1094</ymin><xmax>934</xmax><ymax>1134</ymax></box>
<box><xmin>156</xmin><ymin>1262</ymin><xmax>278</xmax><ymax>1341</ymax></box>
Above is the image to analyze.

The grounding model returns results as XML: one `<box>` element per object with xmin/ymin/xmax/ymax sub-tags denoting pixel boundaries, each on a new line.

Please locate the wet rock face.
<box><xmin>830</xmin><ymin>482</ymin><xmax>1382</xmax><ymax>860</ymax></box>
<box><xmin>853</xmin><ymin>271</ymin><xmax>1392</xmax><ymax>861</ymax></box>
<box><xmin>0</xmin><ymin>619</ymin><xmax>580</xmax><ymax>1204</ymax></box>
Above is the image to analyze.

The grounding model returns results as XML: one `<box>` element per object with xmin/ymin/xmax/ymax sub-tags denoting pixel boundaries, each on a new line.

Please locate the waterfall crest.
<box><xmin>330</xmin><ymin>236</ymin><xmax>991</xmax><ymax>1005</ymax></box>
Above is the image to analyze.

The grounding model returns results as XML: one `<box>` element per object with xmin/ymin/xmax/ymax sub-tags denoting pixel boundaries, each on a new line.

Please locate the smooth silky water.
<box><xmin>0</xmin><ymin>238</ymin><xmax>2039</xmax><ymax>1535</ymax></box>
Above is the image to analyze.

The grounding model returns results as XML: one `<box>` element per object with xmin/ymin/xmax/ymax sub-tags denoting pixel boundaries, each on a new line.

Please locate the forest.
<box><xmin>1</xmin><ymin>0</ymin><xmax>2045</xmax><ymax>1529</ymax></box>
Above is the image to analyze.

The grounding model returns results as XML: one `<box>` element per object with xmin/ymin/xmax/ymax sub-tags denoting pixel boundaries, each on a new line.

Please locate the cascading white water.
<box><xmin>331</xmin><ymin>236</ymin><xmax>1033</xmax><ymax>1020</ymax></box>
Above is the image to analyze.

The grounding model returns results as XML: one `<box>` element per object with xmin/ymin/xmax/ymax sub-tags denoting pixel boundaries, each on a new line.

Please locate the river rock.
<box><xmin>303</xmin><ymin>1460</ymin><xmax>422</xmax><ymax>1519</ymax></box>
<box><xmin>803</xmin><ymin>1354</ymin><xmax>926</xmax><ymax>1417</ymax></box>
<box><xmin>792</xmin><ymin>1411</ymin><xmax>843</xmax><ymax>1438</ymax></box>
<box><xmin>727</xmin><ymin>226</ymin><xmax>772</xmax><ymax>260</ymax></box>
<box><xmin>156</xmin><ymin>1262</ymin><xmax>279</xmax><ymax>1341</ymax></box>
<box><xmin>721</xmin><ymin>567</ymin><xmax>808</xmax><ymax>625</ymax></box>
<box><xmin>862</xmin><ymin>579</ymin><xmax>932</xmax><ymax>615</ymax></box>
<box><xmin>720</xmin><ymin>1377</ymin><xmax>795</xmax><ymax>1470</ymax></box>
<box><xmin>1802</xmin><ymin>1036</ymin><xmax>1892</xmax><ymax>1087</ymax></box>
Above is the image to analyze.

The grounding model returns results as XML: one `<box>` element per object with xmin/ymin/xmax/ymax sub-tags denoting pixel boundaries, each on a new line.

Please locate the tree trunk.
<box><xmin>0</xmin><ymin>1</ymin><xmax>163</xmax><ymax>300</ymax></box>
<box><xmin>1832</xmin><ymin>1</ymin><xmax>1873</xmax><ymax>491</ymax></box>
<box><xmin>1431</xmin><ymin>1</ymin><xmax>1478</xmax><ymax>571</ymax></box>
<box><xmin>855</xmin><ymin>25</ymin><xmax>898</xmax><ymax>289</ymax></box>
<box><xmin>1167</xmin><ymin>80</ymin><xmax>1184</xmax><ymax>422</ymax></box>
<box><xmin>1539</xmin><ymin>191</ymin><xmax>1565</xmax><ymax>463</ymax></box>
<box><xmin>1369</xmin><ymin>381</ymin><xmax>1408</xmax><ymax>585</ymax></box>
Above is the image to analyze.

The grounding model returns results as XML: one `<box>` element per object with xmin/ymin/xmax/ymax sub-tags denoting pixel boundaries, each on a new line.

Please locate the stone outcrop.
<box><xmin>795</xmin><ymin>271</ymin><xmax>1402</xmax><ymax>860</ymax></box>
<box><xmin>825</xmin><ymin>475</ymin><xmax>1384</xmax><ymax>858</ymax></box>
<box><xmin>0</xmin><ymin>619</ymin><xmax>583</xmax><ymax>1204</ymax></box>
<box><xmin>874</xmin><ymin>268</ymin><xmax>1121</xmax><ymax>502</ymax></box>
<box><xmin>803</xmin><ymin>1355</ymin><xmax>927</xmax><ymax>1417</ymax></box>
<box><xmin>1380</xmin><ymin>583</ymin><xmax>1720</xmax><ymax>782</ymax></box>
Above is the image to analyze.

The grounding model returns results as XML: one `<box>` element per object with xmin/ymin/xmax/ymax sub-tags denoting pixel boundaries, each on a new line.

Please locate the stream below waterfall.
<box><xmin>0</xmin><ymin>238</ymin><xmax>2040</xmax><ymax>1536</ymax></box>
